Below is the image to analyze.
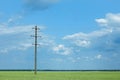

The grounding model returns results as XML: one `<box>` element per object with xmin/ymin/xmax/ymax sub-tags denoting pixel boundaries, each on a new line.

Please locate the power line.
<box><xmin>31</xmin><ymin>26</ymin><xmax>41</xmax><ymax>75</ymax></box>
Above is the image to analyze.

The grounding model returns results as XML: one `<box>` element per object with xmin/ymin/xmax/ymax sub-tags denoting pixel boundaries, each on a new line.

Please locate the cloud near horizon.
<box><xmin>0</xmin><ymin>21</ymin><xmax>70</xmax><ymax>56</ymax></box>
<box><xmin>1</xmin><ymin>13</ymin><xmax>120</xmax><ymax>56</ymax></box>
<box><xmin>1</xmin><ymin>13</ymin><xmax>120</xmax><ymax>64</ymax></box>
<box><xmin>63</xmin><ymin>13</ymin><xmax>120</xmax><ymax>55</ymax></box>
<box><xmin>0</xmin><ymin>24</ymin><xmax>37</xmax><ymax>53</ymax></box>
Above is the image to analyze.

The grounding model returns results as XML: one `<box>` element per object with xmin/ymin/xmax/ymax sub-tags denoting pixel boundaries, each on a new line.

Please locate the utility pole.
<box><xmin>32</xmin><ymin>26</ymin><xmax>40</xmax><ymax>75</ymax></box>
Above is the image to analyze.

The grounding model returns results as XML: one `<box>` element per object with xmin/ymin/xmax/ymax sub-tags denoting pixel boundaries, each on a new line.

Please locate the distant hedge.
<box><xmin>0</xmin><ymin>69</ymin><xmax>120</xmax><ymax>71</ymax></box>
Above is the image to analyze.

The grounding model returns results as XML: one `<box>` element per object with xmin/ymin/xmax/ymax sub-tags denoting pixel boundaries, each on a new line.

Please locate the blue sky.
<box><xmin>0</xmin><ymin>0</ymin><xmax>120</xmax><ymax>70</ymax></box>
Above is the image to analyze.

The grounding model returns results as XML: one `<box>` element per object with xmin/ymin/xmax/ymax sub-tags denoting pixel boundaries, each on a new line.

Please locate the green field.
<box><xmin>0</xmin><ymin>71</ymin><xmax>120</xmax><ymax>80</ymax></box>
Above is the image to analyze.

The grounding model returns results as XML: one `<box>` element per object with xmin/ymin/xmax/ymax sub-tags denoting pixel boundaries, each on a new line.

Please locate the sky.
<box><xmin>0</xmin><ymin>0</ymin><xmax>120</xmax><ymax>70</ymax></box>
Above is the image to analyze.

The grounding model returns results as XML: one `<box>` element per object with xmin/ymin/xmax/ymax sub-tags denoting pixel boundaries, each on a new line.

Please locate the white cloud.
<box><xmin>63</xmin><ymin>13</ymin><xmax>120</xmax><ymax>56</ymax></box>
<box><xmin>95</xmin><ymin>18</ymin><xmax>108</xmax><ymax>26</ymax></box>
<box><xmin>18</xmin><ymin>43</ymin><xmax>33</xmax><ymax>50</ymax></box>
<box><xmin>0</xmin><ymin>24</ymin><xmax>46</xmax><ymax>35</ymax></box>
<box><xmin>1</xmin><ymin>13</ymin><xmax>120</xmax><ymax>59</ymax></box>
<box><xmin>39</xmin><ymin>35</ymin><xmax>55</xmax><ymax>47</ymax></box>
<box><xmin>95</xmin><ymin>54</ymin><xmax>102</xmax><ymax>59</ymax></box>
<box><xmin>63</xmin><ymin>32</ymin><xmax>88</xmax><ymax>40</ymax></box>
<box><xmin>7</xmin><ymin>15</ymin><xmax>23</xmax><ymax>24</ymax></box>
<box><xmin>0</xmin><ymin>22</ymin><xmax>72</xmax><ymax>56</ymax></box>
<box><xmin>53</xmin><ymin>44</ymin><xmax>72</xmax><ymax>55</ymax></box>
<box><xmin>63</xmin><ymin>29</ymin><xmax>112</xmax><ymax>48</ymax></box>
<box><xmin>74</xmin><ymin>40</ymin><xmax>90</xmax><ymax>47</ymax></box>
<box><xmin>0</xmin><ymin>46</ymin><xmax>18</xmax><ymax>54</ymax></box>
<box><xmin>96</xmin><ymin>13</ymin><xmax>120</xmax><ymax>29</ymax></box>
<box><xmin>63</xmin><ymin>32</ymin><xmax>90</xmax><ymax>48</ymax></box>
<box><xmin>0</xmin><ymin>24</ymin><xmax>45</xmax><ymax>53</ymax></box>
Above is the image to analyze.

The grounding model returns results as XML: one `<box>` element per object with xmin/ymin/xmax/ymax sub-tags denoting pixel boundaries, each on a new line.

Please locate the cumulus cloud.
<box><xmin>0</xmin><ymin>21</ymin><xmax>71</xmax><ymax>56</ymax></box>
<box><xmin>96</xmin><ymin>13</ymin><xmax>120</xmax><ymax>29</ymax></box>
<box><xmin>63</xmin><ymin>29</ymin><xmax>112</xmax><ymax>48</ymax></box>
<box><xmin>0</xmin><ymin>24</ymin><xmax>45</xmax><ymax>53</ymax></box>
<box><xmin>24</xmin><ymin>0</ymin><xmax>59</xmax><ymax>11</ymax></box>
<box><xmin>95</xmin><ymin>18</ymin><xmax>108</xmax><ymax>26</ymax></box>
<box><xmin>63</xmin><ymin>13</ymin><xmax>120</xmax><ymax>55</ymax></box>
<box><xmin>1</xmin><ymin>13</ymin><xmax>120</xmax><ymax>59</ymax></box>
<box><xmin>53</xmin><ymin>44</ymin><xmax>72</xmax><ymax>55</ymax></box>
<box><xmin>63</xmin><ymin>32</ymin><xmax>90</xmax><ymax>47</ymax></box>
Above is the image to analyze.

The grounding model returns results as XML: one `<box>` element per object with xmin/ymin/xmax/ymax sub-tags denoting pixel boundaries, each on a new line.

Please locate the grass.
<box><xmin>0</xmin><ymin>71</ymin><xmax>120</xmax><ymax>80</ymax></box>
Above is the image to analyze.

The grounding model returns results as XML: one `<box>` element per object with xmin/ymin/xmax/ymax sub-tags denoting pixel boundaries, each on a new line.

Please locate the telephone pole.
<box><xmin>32</xmin><ymin>26</ymin><xmax>40</xmax><ymax>75</ymax></box>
